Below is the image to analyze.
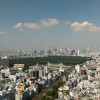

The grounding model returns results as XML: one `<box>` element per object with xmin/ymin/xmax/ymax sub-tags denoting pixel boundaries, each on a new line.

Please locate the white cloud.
<box><xmin>24</xmin><ymin>22</ymin><xmax>41</xmax><ymax>30</ymax></box>
<box><xmin>90</xmin><ymin>27</ymin><xmax>100</xmax><ymax>32</ymax></box>
<box><xmin>41</xmin><ymin>18</ymin><xmax>59</xmax><ymax>27</ymax></box>
<box><xmin>14</xmin><ymin>23</ymin><xmax>23</xmax><ymax>28</ymax></box>
<box><xmin>71</xmin><ymin>21</ymin><xmax>100</xmax><ymax>32</ymax></box>
<box><xmin>14</xmin><ymin>18</ymin><xmax>59</xmax><ymax>30</ymax></box>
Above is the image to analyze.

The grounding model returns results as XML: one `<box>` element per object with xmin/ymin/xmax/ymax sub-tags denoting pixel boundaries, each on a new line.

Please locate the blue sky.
<box><xmin>0</xmin><ymin>0</ymin><xmax>100</xmax><ymax>50</ymax></box>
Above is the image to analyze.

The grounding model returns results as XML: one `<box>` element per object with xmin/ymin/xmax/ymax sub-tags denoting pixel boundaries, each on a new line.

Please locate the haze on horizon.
<box><xmin>0</xmin><ymin>0</ymin><xmax>100</xmax><ymax>51</ymax></box>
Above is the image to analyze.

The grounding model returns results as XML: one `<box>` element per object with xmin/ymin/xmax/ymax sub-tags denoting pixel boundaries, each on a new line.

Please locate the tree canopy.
<box><xmin>9</xmin><ymin>56</ymin><xmax>91</xmax><ymax>70</ymax></box>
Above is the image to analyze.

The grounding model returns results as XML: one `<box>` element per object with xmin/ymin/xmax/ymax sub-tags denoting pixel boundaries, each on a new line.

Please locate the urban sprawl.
<box><xmin>0</xmin><ymin>48</ymin><xmax>100</xmax><ymax>100</ymax></box>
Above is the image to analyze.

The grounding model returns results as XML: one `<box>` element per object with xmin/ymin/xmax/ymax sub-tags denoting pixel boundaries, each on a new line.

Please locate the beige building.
<box><xmin>13</xmin><ymin>64</ymin><xmax>24</xmax><ymax>70</ymax></box>
<box><xmin>1</xmin><ymin>68</ymin><xmax>10</xmax><ymax>78</ymax></box>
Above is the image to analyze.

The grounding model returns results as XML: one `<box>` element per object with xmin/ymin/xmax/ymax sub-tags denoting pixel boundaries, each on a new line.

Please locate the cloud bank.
<box><xmin>41</xmin><ymin>18</ymin><xmax>58</xmax><ymax>27</ymax></box>
<box><xmin>14</xmin><ymin>18</ymin><xmax>59</xmax><ymax>30</ymax></box>
<box><xmin>24</xmin><ymin>23</ymin><xmax>41</xmax><ymax>30</ymax></box>
<box><xmin>14</xmin><ymin>23</ymin><xmax>23</xmax><ymax>28</ymax></box>
<box><xmin>71</xmin><ymin>21</ymin><xmax>100</xmax><ymax>32</ymax></box>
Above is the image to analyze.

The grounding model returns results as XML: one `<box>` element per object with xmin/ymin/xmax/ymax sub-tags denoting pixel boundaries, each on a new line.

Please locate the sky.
<box><xmin>0</xmin><ymin>0</ymin><xmax>100</xmax><ymax>51</ymax></box>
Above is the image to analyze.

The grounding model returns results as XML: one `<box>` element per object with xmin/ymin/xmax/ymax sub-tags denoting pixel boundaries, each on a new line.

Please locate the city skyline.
<box><xmin>0</xmin><ymin>0</ymin><xmax>100</xmax><ymax>50</ymax></box>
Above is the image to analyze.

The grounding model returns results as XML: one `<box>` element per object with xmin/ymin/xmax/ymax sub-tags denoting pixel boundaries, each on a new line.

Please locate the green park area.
<box><xmin>9</xmin><ymin>56</ymin><xmax>91</xmax><ymax>71</ymax></box>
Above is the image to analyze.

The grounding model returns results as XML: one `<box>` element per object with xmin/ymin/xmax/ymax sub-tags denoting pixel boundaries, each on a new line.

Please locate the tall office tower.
<box><xmin>87</xmin><ymin>46</ymin><xmax>90</xmax><ymax>55</ymax></box>
<box><xmin>48</xmin><ymin>49</ymin><xmax>51</xmax><ymax>55</ymax></box>
<box><xmin>32</xmin><ymin>70</ymin><xmax>39</xmax><ymax>78</ymax></box>
<box><xmin>77</xmin><ymin>50</ymin><xmax>80</xmax><ymax>56</ymax></box>
<box><xmin>67</xmin><ymin>48</ymin><xmax>71</xmax><ymax>55</ymax></box>
<box><xmin>34</xmin><ymin>50</ymin><xmax>37</xmax><ymax>55</ymax></box>
<box><xmin>65</xmin><ymin>48</ymin><xmax>68</xmax><ymax>54</ymax></box>
<box><xmin>39</xmin><ymin>69</ymin><xmax>43</xmax><ymax>77</ymax></box>
<box><xmin>17</xmin><ymin>50</ymin><xmax>21</xmax><ymax>56</ymax></box>
<box><xmin>29</xmin><ymin>46</ymin><xmax>33</xmax><ymax>57</ymax></box>
<box><xmin>71</xmin><ymin>49</ymin><xmax>76</xmax><ymax>55</ymax></box>
<box><xmin>44</xmin><ymin>48</ymin><xmax>48</xmax><ymax>57</ymax></box>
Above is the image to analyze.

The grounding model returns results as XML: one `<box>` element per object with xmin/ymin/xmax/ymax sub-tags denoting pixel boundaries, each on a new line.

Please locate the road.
<box><xmin>32</xmin><ymin>79</ymin><xmax>62</xmax><ymax>100</ymax></box>
<box><xmin>32</xmin><ymin>86</ymin><xmax>51</xmax><ymax>100</ymax></box>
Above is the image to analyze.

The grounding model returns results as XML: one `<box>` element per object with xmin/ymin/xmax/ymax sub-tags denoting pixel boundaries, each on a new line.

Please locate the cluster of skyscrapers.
<box><xmin>0</xmin><ymin>47</ymin><xmax>98</xmax><ymax>59</ymax></box>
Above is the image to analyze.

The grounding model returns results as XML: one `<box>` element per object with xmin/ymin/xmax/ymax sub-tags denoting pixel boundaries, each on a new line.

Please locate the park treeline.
<box><xmin>9</xmin><ymin>56</ymin><xmax>92</xmax><ymax>70</ymax></box>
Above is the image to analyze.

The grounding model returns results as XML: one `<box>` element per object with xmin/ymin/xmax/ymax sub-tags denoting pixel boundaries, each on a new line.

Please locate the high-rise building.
<box><xmin>77</xmin><ymin>50</ymin><xmax>80</xmax><ymax>56</ymax></box>
<box><xmin>87</xmin><ymin>46</ymin><xmax>90</xmax><ymax>55</ymax></box>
